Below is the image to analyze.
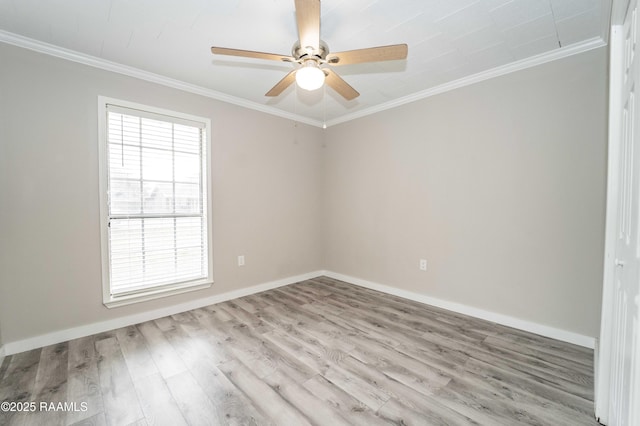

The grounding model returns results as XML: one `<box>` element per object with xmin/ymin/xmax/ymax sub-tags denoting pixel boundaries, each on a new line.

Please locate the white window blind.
<box><xmin>105</xmin><ymin>104</ymin><xmax>209</xmax><ymax>297</ymax></box>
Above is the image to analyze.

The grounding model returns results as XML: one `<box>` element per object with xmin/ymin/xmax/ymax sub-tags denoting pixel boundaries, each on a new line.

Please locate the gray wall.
<box><xmin>0</xmin><ymin>43</ymin><xmax>324</xmax><ymax>344</ymax></box>
<box><xmin>322</xmin><ymin>47</ymin><xmax>608</xmax><ymax>338</ymax></box>
<box><xmin>0</xmin><ymin>42</ymin><xmax>608</xmax><ymax>346</ymax></box>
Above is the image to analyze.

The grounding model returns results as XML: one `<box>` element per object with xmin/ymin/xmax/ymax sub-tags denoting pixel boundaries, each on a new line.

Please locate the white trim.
<box><xmin>0</xmin><ymin>30</ymin><xmax>323</xmax><ymax>128</ymax></box>
<box><xmin>325</xmin><ymin>37</ymin><xmax>607</xmax><ymax>127</ymax></box>
<box><xmin>1</xmin><ymin>270</ymin><xmax>325</xmax><ymax>356</ymax></box>
<box><xmin>104</xmin><ymin>281</ymin><xmax>213</xmax><ymax>308</ymax></box>
<box><xmin>596</xmin><ymin>22</ymin><xmax>623</xmax><ymax>425</ymax></box>
<box><xmin>595</xmin><ymin>1</ymin><xmax>629</xmax><ymax>420</ymax></box>
<box><xmin>1</xmin><ymin>29</ymin><xmax>605</xmax><ymax>128</ymax></box>
<box><xmin>0</xmin><ymin>346</ymin><xmax>5</xmax><ymax>365</ymax></box>
<box><xmin>594</xmin><ymin>337</ymin><xmax>600</xmax><ymax>417</ymax></box>
<box><xmin>602</xmin><ymin>0</ymin><xmax>614</xmax><ymax>43</ymax></box>
<box><xmin>1</xmin><ymin>269</ymin><xmax>597</xmax><ymax>355</ymax></box>
<box><xmin>611</xmin><ymin>0</ymin><xmax>631</xmax><ymax>25</ymax></box>
<box><xmin>323</xmin><ymin>271</ymin><xmax>596</xmax><ymax>349</ymax></box>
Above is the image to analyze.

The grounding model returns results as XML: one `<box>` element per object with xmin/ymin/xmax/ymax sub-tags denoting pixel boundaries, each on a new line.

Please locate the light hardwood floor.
<box><xmin>0</xmin><ymin>276</ymin><xmax>599</xmax><ymax>425</ymax></box>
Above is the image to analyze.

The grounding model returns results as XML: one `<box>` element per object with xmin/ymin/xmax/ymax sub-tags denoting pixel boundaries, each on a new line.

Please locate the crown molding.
<box><xmin>601</xmin><ymin>0</ymin><xmax>613</xmax><ymax>42</ymax></box>
<box><xmin>326</xmin><ymin>36</ymin><xmax>607</xmax><ymax>127</ymax></box>
<box><xmin>1</xmin><ymin>29</ymin><xmax>606</xmax><ymax>129</ymax></box>
<box><xmin>610</xmin><ymin>0</ymin><xmax>628</xmax><ymax>26</ymax></box>
<box><xmin>0</xmin><ymin>30</ymin><xmax>324</xmax><ymax>128</ymax></box>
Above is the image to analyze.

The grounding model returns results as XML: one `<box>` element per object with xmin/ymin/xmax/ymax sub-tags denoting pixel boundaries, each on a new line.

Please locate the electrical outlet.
<box><xmin>419</xmin><ymin>259</ymin><xmax>427</xmax><ymax>271</ymax></box>
<box><xmin>238</xmin><ymin>255</ymin><xmax>245</xmax><ymax>266</ymax></box>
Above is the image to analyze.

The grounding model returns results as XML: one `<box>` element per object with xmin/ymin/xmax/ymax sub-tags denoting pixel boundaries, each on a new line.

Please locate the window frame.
<box><xmin>98</xmin><ymin>96</ymin><xmax>213</xmax><ymax>308</ymax></box>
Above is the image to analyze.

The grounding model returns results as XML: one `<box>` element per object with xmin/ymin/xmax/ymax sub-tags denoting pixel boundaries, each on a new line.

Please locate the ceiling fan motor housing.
<box><xmin>292</xmin><ymin>40</ymin><xmax>329</xmax><ymax>62</ymax></box>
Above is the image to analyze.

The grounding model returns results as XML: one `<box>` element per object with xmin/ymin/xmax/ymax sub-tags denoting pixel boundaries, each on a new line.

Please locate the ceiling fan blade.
<box><xmin>211</xmin><ymin>47</ymin><xmax>294</xmax><ymax>62</ymax></box>
<box><xmin>295</xmin><ymin>0</ymin><xmax>320</xmax><ymax>51</ymax></box>
<box><xmin>265</xmin><ymin>70</ymin><xmax>298</xmax><ymax>97</ymax></box>
<box><xmin>327</xmin><ymin>44</ymin><xmax>408</xmax><ymax>65</ymax></box>
<box><xmin>324</xmin><ymin>69</ymin><xmax>359</xmax><ymax>101</ymax></box>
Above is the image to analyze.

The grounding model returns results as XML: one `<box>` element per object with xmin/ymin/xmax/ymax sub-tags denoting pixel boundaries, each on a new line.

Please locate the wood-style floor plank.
<box><xmin>217</xmin><ymin>359</ymin><xmax>312</xmax><ymax>425</ymax></box>
<box><xmin>0</xmin><ymin>348</ymin><xmax>42</xmax><ymax>426</ymax></box>
<box><xmin>24</xmin><ymin>343</ymin><xmax>68</xmax><ymax>426</ymax></box>
<box><xmin>187</xmin><ymin>360</ymin><xmax>270</xmax><ymax>425</ymax></box>
<box><xmin>483</xmin><ymin>335</ymin><xmax>594</xmax><ymax>378</ymax></box>
<box><xmin>157</xmin><ymin>314</ymin><xmax>225</xmax><ymax>372</ymax></box>
<box><xmin>68</xmin><ymin>412</ymin><xmax>107</xmax><ymax>426</ymax></box>
<box><xmin>114</xmin><ymin>326</ymin><xmax>159</xmax><ymax>382</ymax></box>
<box><xmin>66</xmin><ymin>336</ymin><xmax>104</xmax><ymax>425</ymax></box>
<box><xmin>338</xmin><ymin>354</ymin><xmax>478</xmax><ymax>426</ymax></box>
<box><xmin>302</xmin><ymin>374</ymin><xmax>391</xmax><ymax>426</ymax></box>
<box><xmin>135</xmin><ymin>321</ymin><xmax>187</xmax><ymax>379</ymax></box>
<box><xmin>0</xmin><ymin>356</ymin><xmax>11</xmax><ymax>384</ymax></box>
<box><xmin>236</xmin><ymin>294</ymin><xmax>272</xmax><ymax>313</ymax></box>
<box><xmin>377</xmin><ymin>397</ymin><xmax>467</xmax><ymax>426</ymax></box>
<box><xmin>323</xmin><ymin>364</ymin><xmax>391</xmax><ymax>411</ymax></box>
<box><xmin>217</xmin><ymin>301</ymin><xmax>274</xmax><ymax>335</ymax></box>
<box><xmin>165</xmin><ymin>370</ymin><xmax>220</xmax><ymax>426</ymax></box>
<box><xmin>262</xmin><ymin>370</ymin><xmax>353</xmax><ymax>426</ymax></box>
<box><xmin>0</xmin><ymin>277</ymin><xmax>599</xmax><ymax>425</ymax></box>
<box><xmin>132</xmin><ymin>373</ymin><xmax>187</xmax><ymax>426</ymax></box>
<box><xmin>95</xmin><ymin>337</ymin><xmax>144</xmax><ymax>426</ymax></box>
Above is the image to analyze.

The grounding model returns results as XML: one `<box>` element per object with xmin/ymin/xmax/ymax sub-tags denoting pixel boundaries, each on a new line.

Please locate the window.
<box><xmin>98</xmin><ymin>97</ymin><xmax>212</xmax><ymax>307</ymax></box>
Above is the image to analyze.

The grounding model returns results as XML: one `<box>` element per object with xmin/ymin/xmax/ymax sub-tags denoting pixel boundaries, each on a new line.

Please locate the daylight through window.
<box><xmin>100</xmin><ymin>101</ymin><xmax>211</xmax><ymax>305</ymax></box>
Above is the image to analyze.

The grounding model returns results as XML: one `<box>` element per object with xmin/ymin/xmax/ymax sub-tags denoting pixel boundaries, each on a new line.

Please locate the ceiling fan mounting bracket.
<box><xmin>292</xmin><ymin>40</ymin><xmax>329</xmax><ymax>62</ymax></box>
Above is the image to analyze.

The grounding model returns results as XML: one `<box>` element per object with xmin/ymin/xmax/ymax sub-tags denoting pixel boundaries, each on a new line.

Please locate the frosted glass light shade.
<box><xmin>296</xmin><ymin>62</ymin><xmax>325</xmax><ymax>91</ymax></box>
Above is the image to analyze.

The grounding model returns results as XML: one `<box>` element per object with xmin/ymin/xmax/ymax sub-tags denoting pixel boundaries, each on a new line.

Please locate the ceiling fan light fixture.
<box><xmin>296</xmin><ymin>60</ymin><xmax>325</xmax><ymax>91</ymax></box>
<box><xmin>211</xmin><ymin>0</ymin><xmax>408</xmax><ymax>100</ymax></box>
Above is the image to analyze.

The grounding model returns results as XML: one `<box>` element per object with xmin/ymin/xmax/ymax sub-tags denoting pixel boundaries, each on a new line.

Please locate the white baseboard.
<box><xmin>2</xmin><ymin>270</ymin><xmax>324</xmax><ymax>356</ymax></box>
<box><xmin>2</xmin><ymin>269</ymin><xmax>596</xmax><ymax>355</ymax></box>
<box><xmin>322</xmin><ymin>271</ymin><xmax>596</xmax><ymax>349</ymax></box>
<box><xmin>593</xmin><ymin>337</ymin><xmax>599</xmax><ymax>416</ymax></box>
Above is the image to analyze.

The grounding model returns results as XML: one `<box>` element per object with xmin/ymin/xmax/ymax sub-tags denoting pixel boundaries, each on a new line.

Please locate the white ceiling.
<box><xmin>0</xmin><ymin>0</ymin><xmax>610</xmax><ymax>126</ymax></box>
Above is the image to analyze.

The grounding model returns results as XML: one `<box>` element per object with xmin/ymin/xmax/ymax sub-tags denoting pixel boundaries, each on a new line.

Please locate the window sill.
<box><xmin>104</xmin><ymin>279</ymin><xmax>213</xmax><ymax>308</ymax></box>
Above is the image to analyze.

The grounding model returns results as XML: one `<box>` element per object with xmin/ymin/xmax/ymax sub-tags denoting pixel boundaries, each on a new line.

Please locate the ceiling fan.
<box><xmin>210</xmin><ymin>0</ymin><xmax>408</xmax><ymax>101</ymax></box>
